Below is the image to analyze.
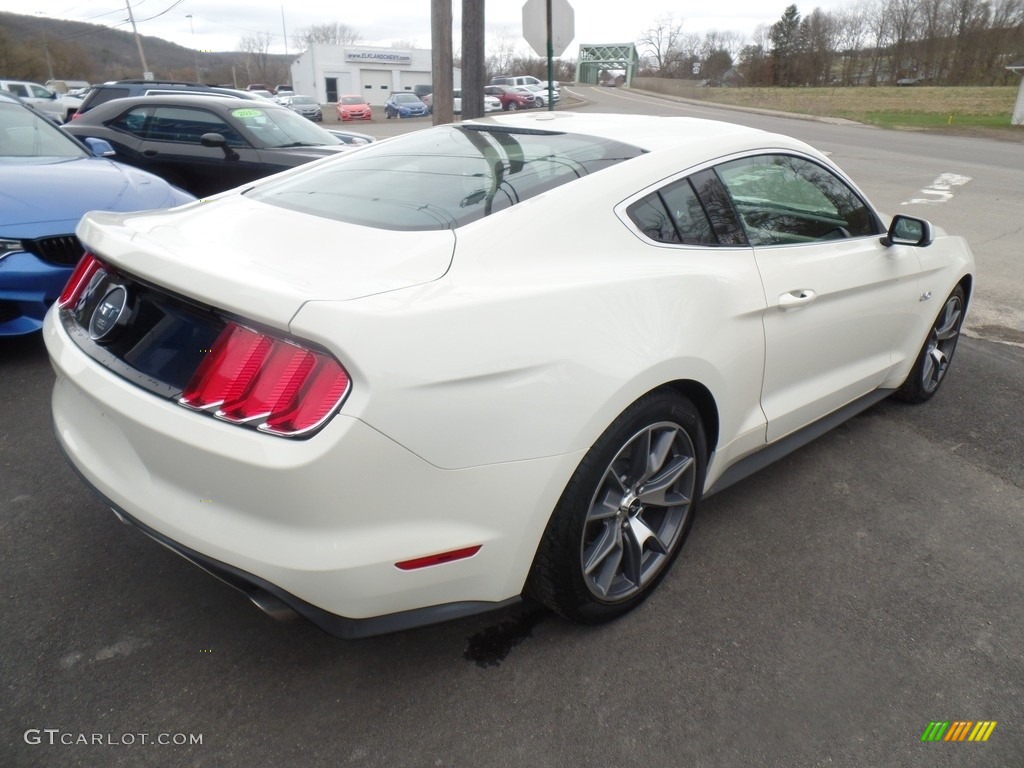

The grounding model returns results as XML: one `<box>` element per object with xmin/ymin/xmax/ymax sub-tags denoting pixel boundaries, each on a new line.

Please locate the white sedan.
<box><xmin>517</xmin><ymin>83</ymin><xmax>560</xmax><ymax>107</ymax></box>
<box><xmin>45</xmin><ymin>113</ymin><xmax>974</xmax><ymax>638</ymax></box>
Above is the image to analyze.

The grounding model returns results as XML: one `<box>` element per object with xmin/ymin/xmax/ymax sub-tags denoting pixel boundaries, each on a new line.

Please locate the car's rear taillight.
<box><xmin>58</xmin><ymin>252</ymin><xmax>103</xmax><ymax>308</ymax></box>
<box><xmin>180</xmin><ymin>322</ymin><xmax>350</xmax><ymax>437</ymax></box>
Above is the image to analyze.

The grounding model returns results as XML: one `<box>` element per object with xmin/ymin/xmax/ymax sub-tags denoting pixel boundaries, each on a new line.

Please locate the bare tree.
<box><xmin>485</xmin><ymin>27</ymin><xmax>520</xmax><ymax>78</ymax></box>
<box><xmin>834</xmin><ymin>7</ymin><xmax>870</xmax><ymax>84</ymax></box>
<box><xmin>238</xmin><ymin>31</ymin><xmax>276</xmax><ymax>85</ymax></box>
<box><xmin>292</xmin><ymin>22</ymin><xmax>362</xmax><ymax>51</ymax></box>
<box><xmin>799</xmin><ymin>8</ymin><xmax>840</xmax><ymax>85</ymax></box>
<box><xmin>884</xmin><ymin>0</ymin><xmax>921</xmax><ymax>82</ymax></box>
<box><xmin>738</xmin><ymin>24</ymin><xmax>773</xmax><ymax>85</ymax></box>
<box><xmin>638</xmin><ymin>14</ymin><xmax>688</xmax><ymax>76</ymax></box>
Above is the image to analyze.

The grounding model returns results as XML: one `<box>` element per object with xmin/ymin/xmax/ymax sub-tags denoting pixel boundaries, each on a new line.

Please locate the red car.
<box><xmin>336</xmin><ymin>95</ymin><xmax>372</xmax><ymax>121</ymax></box>
<box><xmin>483</xmin><ymin>85</ymin><xmax>534</xmax><ymax>111</ymax></box>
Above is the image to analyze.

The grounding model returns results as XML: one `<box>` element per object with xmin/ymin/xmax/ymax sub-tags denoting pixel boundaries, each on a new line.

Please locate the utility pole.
<box><xmin>124</xmin><ymin>0</ymin><xmax>151</xmax><ymax>78</ymax></box>
<box><xmin>461</xmin><ymin>0</ymin><xmax>485</xmax><ymax>120</ymax></box>
<box><xmin>281</xmin><ymin>5</ymin><xmax>289</xmax><ymax>56</ymax></box>
<box><xmin>34</xmin><ymin>13</ymin><xmax>55</xmax><ymax>82</ymax></box>
<box><xmin>430</xmin><ymin>0</ymin><xmax>454</xmax><ymax>125</ymax></box>
<box><xmin>186</xmin><ymin>15</ymin><xmax>200</xmax><ymax>82</ymax></box>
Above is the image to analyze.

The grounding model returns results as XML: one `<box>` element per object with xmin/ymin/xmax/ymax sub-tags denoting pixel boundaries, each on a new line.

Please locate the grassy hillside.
<box><xmin>0</xmin><ymin>11</ymin><xmax>291</xmax><ymax>87</ymax></box>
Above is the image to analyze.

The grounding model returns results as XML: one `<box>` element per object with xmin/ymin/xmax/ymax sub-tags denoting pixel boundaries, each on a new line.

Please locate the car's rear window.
<box><xmin>248</xmin><ymin>125</ymin><xmax>644</xmax><ymax>230</ymax></box>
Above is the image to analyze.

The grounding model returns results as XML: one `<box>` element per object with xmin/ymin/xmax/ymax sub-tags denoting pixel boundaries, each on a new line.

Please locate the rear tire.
<box><xmin>527</xmin><ymin>391</ymin><xmax>707</xmax><ymax>624</ymax></box>
<box><xmin>894</xmin><ymin>284</ymin><xmax>965</xmax><ymax>403</ymax></box>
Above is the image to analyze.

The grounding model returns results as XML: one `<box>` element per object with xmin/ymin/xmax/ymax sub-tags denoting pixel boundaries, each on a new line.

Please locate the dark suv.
<box><xmin>73</xmin><ymin>80</ymin><xmax>257</xmax><ymax>118</ymax></box>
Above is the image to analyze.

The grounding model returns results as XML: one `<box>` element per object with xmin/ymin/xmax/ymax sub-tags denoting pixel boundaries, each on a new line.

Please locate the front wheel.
<box><xmin>527</xmin><ymin>391</ymin><xmax>707</xmax><ymax>624</ymax></box>
<box><xmin>894</xmin><ymin>284</ymin><xmax>966</xmax><ymax>403</ymax></box>
<box><xmin>507</xmin><ymin>101</ymin><xmax>519</xmax><ymax>111</ymax></box>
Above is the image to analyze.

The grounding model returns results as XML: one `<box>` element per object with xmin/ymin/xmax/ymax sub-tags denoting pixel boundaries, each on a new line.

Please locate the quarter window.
<box><xmin>715</xmin><ymin>155</ymin><xmax>879</xmax><ymax>245</ymax></box>
<box><xmin>626</xmin><ymin>178</ymin><xmax>717</xmax><ymax>245</ymax></box>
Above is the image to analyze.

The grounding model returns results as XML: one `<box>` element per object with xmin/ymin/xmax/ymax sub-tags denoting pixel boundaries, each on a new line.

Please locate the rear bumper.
<box><xmin>62</xmin><ymin>456</ymin><xmax>521</xmax><ymax>639</ymax></box>
<box><xmin>45</xmin><ymin>308</ymin><xmax>579</xmax><ymax>632</ymax></box>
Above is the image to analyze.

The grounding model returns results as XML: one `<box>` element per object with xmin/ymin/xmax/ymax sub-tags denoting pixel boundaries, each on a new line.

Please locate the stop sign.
<box><xmin>522</xmin><ymin>0</ymin><xmax>575</xmax><ymax>58</ymax></box>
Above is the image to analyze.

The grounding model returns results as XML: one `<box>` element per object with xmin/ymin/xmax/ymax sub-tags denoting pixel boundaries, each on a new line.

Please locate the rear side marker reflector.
<box><xmin>180</xmin><ymin>322</ymin><xmax>350</xmax><ymax>437</ymax></box>
<box><xmin>395</xmin><ymin>546</ymin><xmax>483</xmax><ymax>571</ymax></box>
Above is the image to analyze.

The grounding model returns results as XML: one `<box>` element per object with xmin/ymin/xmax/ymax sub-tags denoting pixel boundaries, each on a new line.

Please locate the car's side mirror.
<box><xmin>200</xmin><ymin>132</ymin><xmax>240</xmax><ymax>161</ymax></box>
<box><xmin>83</xmin><ymin>137</ymin><xmax>116</xmax><ymax>157</ymax></box>
<box><xmin>882</xmin><ymin>214</ymin><xmax>933</xmax><ymax>247</ymax></box>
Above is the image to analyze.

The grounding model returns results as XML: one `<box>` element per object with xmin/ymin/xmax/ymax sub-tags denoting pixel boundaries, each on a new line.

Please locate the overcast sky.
<box><xmin>16</xmin><ymin>0</ymin><xmax>852</xmax><ymax>56</ymax></box>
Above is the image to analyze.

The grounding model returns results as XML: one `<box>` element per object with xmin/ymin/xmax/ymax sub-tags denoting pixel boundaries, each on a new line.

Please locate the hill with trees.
<box><xmin>0</xmin><ymin>11</ymin><xmax>292</xmax><ymax>88</ymax></box>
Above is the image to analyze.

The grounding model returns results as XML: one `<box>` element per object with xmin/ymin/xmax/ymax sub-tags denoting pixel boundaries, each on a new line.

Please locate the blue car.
<box><xmin>383</xmin><ymin>92</ymin><xmax>430</xmax><ymax>119</ymax></box>
<box><xmin>0</xmin><ymin>92</ymin><xmax>194</xmax><ymax>336</ymax></box>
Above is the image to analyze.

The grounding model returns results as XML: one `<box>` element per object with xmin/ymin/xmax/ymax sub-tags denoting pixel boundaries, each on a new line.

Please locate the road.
<box><xmin>566</xmin><ymin>85</ymin><xmax>1024</xmax><ymax>344</ymax></box>
<box><xmin>2</xmin><ymin>88</ymin><xmax>1022</xmax><ymax>767</ymax></box>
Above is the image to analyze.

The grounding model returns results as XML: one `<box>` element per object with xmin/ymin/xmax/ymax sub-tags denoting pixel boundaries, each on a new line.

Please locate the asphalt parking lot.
<box><xmin>2</xmin><ymin>92</ymin><xmax>1023</xmax><ymax>767</ymax></box>
<box><xmin>2</xmin><ymin>327</ymin><xmax>1022</xmax><ymax>768</ymax></box>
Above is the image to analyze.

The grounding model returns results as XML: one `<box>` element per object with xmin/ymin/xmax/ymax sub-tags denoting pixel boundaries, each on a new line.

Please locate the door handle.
<box><xmin>143</xmin><ymin>150</ymin><xmax>158</xmax><ymax>157</ymax></box>
<box><xmin>778</xmin><ymin>289</ymin><xmax>817</xmax><ymax>309</ymax></box>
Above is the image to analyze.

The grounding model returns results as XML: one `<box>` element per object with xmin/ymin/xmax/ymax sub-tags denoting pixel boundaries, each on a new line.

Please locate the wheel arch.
<box><xmin>958</xmin><ymin>273</ymin><xmax>973</xmax><ymax>310</ymax></box>
<box><xmin>655</xmin><ymin>379</ymin><xmax>720</xmax><ymax>454</ymax></box>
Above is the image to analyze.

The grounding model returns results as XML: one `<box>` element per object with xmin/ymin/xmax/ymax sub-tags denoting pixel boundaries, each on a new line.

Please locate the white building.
<box><xmin>289</xmin><ymin>44</ymin><xmax>461</xmax><ymax>106</ymax></box>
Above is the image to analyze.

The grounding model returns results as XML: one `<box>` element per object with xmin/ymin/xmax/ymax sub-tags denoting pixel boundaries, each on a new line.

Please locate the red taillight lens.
<box><xmin>181</xmin><ymin>322</ymin><xmax>350</xmax><ymax>437</ymax></box>
<box><xmin>58</xmin><ymin>252</ymin><xmax>102</xmax><ymax>308</ymax></box>
<box><xmin>180</xmin><ymin>324</ymin><xmax>272</xmax><ymax>410</ymax></box>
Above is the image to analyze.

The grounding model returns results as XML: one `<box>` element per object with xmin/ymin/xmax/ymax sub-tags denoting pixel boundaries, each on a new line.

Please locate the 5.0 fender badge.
<box><xmin>88</xmin><ymin>285</ymin><xmax>129</xmax><ymax>341</ymax></box>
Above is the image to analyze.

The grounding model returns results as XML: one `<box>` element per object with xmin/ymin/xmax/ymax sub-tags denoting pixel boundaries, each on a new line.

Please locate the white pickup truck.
<box><xmin>0</xmin><ymin>79</ymin><xmax>82</xmax><ymax>122</ymax></box>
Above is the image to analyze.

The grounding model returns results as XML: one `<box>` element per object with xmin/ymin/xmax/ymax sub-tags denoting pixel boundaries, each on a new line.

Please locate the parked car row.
<box><xmin>0</xmin><ymin>91</ymin><xmax>193</xmax><ymax>336</ymax></box>
<box><xmin>60</xmin><ymin>94</ymin><xmax>358</xmax><ymax>197</ymax></box>
<box><xmin>2</xmin><ymin>79</ymin><xmax>380</xmax><ymax>336</ymax></box>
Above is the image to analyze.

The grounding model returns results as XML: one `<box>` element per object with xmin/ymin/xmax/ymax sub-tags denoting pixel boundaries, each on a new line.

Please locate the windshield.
<box><xmin>248</xmin><ymin>124</ymin><xmax>644</xmax><ymax>231</ymax></box>
<box><xmin>340</xmin><ymin>96</ymin><xmax>365</xmax><ymax>105</ymax></box>
<box><xmin>0</xmin><ymin>101</ymin><xmax>88</xmax><ymax>164</ymax></box>
<box><xmin>230</xmin><ymin>106</ymin><xmax>341</xmax><ymax>148</ymax></box>
<box><xmin>393</xmin><ymin>94</ymin><xmax>421</xmax><ymax>104</ymax></box>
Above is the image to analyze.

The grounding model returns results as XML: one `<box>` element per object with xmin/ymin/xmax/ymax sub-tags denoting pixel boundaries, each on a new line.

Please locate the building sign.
<box><xmin>345</xmin><ymin>50</ymin><xmax>412</xmax><ymax>65</ymax></box>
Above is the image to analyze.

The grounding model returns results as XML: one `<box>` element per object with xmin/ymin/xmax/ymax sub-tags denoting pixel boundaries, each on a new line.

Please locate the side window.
<box><xmin>626</xmin><ymin>178</ymin><xmax>717</xmax><ymax>245</ymax></box>
<box><xmin>8</xmin><ymin>84</ymin><xmax>30</xmax><ymax>98</ymax></box>
<box><xmin>30</xmin><ymin>85</ymin><xmax>52</xmax><ymax>98</ymax></box>
<box><xmin>716</xmin><ymin>154</ymin><xmax>879</xmax><ymax>246</ymax></box>
<box><xmin>144</xmin><ymin>106</ymin><xmax>245</xmax><ymax>146</ymax></box>
<box><xmin>109</xmin><ymin>106</ymin><xmax>151</xmax><ymax>138</ymax></box>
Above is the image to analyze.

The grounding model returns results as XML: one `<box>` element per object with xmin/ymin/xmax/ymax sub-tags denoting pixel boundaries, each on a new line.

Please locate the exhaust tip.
<box><xmin>248</xmin><ymin>589</ymin><xmax>299</xmax><ymax>622</ymax></box>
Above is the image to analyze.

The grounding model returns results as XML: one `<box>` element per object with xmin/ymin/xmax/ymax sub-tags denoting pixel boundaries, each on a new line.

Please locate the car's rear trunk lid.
<box><xmin>75</xmin><ymin>195</ymin><xmax>456</xmax><ymax>330</ymax></box>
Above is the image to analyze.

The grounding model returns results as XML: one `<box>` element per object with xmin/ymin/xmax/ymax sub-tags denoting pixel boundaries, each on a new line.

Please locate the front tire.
<box><xmin>507</xmin><ymin>101</ymin><xmax>519</xmax><ymax>111</ymax></box>
<box><xmin>527</xmin><ymin>391</ymin><xmax>707</xmax><ymax>624</ymax></box>
<box><xmin>894</xmin><ymin>284</ymin><xmax>965</xmax><ymax>403</ymax></box>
